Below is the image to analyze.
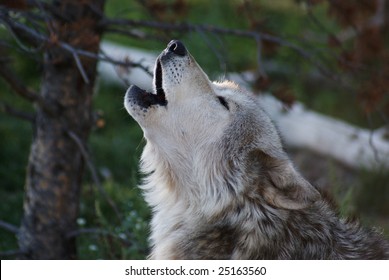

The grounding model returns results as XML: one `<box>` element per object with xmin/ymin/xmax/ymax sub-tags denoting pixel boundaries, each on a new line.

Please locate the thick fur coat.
<box><xmin>124</xmin><ymin>40</ymin><xmax>389</xmax><ymax>259</ymax></box>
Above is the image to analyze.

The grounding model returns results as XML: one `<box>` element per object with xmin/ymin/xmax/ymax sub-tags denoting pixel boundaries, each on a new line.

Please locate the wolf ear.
<box><xmin>249</xmin><ymin>150</ymin><xmax>320</xmax><ymax>210</ymax></box>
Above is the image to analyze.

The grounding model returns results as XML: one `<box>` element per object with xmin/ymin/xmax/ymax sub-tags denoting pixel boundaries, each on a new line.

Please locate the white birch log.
<box><xmin>99</xmin><ymin>42</ymin><xmax>389</xmax><ymax>170</ymax></box>
<box><xmin>258</xmin><ymin>93</ymin><xmax>389</xmax><ymax>170</ymax></box>
<box><xmin>99</xmin><ymin>41</ymin><xmax>155</xmax><ymax>90</ymax></box>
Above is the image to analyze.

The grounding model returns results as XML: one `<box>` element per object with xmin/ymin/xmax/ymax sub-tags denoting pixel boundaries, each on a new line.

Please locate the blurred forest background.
<box><xmin>0</xmin><ymin>0</ymin><xmax>388</xmax><ymax>259</ymax></box>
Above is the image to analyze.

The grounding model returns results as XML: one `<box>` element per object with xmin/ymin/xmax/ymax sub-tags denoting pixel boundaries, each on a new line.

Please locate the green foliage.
<box><xmin>356</xmin><ymin>169</ymin><xmax>389</xmax><ymax>217</ymax></box>
<box><xmin>328</xmin><ymin>165</ymin><xmax>389</xmax><ymax>236</ymax></box>
<box><xmin>0</xmin><ymin>87</ymin><xmax>31</xmax><ymax>256</ymax></box>
<box><xmin>77</xmin><ymin>180</ymin><xmax>150</xmax><ymax>259</ymax></box>
<box><xmin>0</xmin><ymin>115</ymin><xmax>31</xmax><ymax>191</ymax></box>
<box><xmin>0</xmin><ymin>189</ymin><xmax>23</xmax><ymax>256</ymax></box>
<box><xmin>74</xmin><ymin>82</ymin><xmax>150</xmax><ymax>259</ymax></box>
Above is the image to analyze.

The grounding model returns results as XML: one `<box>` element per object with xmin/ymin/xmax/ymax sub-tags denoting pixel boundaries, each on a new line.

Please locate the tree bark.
<box><xmin>18</xmin><ymin>0</ymin><xmax>105</xmax><ymax>259</ymax></box>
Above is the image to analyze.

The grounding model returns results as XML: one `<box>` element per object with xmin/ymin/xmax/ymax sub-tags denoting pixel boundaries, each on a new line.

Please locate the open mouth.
<box><xmin>126</xmin><ymin>59</ymin><xmax>167</xmax><ymax>108</ymax></box>
<box><xmin>155</xmin><ymin>59</ymin><xmax>165</xmax><ymax>99</ymax></box>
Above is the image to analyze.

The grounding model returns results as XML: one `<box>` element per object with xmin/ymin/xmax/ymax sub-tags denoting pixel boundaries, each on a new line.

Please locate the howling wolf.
<box><xmin>124</xmin><ymin>40</ymin><xmax>389</xmax><ymax>259</ymax></box>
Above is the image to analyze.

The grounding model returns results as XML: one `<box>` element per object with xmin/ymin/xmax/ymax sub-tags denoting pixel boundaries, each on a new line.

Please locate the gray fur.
<box><xmin>124</xmin><ymin>40</ymin><xmax>389</xmax><ymax>259</ymax></box>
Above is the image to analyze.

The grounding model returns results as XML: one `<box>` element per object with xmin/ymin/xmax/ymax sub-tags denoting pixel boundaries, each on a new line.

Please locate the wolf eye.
<box><xmin>217</xmin><ymin>96</ymin><xmax>229</xmax><ymax>110</ymax></box>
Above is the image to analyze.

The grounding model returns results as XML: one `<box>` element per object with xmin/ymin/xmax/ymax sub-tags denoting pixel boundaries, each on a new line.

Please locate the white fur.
<box><xmin>124</xmin><ymin>42</ymin><xmax>389</xmax><ymax>260</ymax></box>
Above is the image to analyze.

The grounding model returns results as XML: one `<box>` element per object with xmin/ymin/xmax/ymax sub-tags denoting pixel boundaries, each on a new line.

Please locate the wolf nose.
<box><xmin>167</xmin><ymin>40</ymin><xmax>187</xmax><ymax>56</ymax></box>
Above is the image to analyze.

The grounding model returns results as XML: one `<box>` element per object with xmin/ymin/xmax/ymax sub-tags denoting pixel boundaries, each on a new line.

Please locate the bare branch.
<box><xmin>1</xmin><ymin>8</ymin><xmax>153</xmax><ymax>75</ymax></box>
<box><xmin>101</xmin><ymin>18</ymin><xmax>266</xmax><ymax>41</ymax></box>
<box><xmin>0</xmin><ymin>220</ymin><xmax>19</xmax><ymax>234</ymax></box>
<box><xmin>0</xmin><ymin>7</ymin><xmax>47</xmax><ymax>48</ymax></box>
<box><xmin>33</xmin><ymin>0</ymin><xmax>56</xmax><ymax>36</ymax></box>
<box><xmin>72</xmin><ymin>51</ymin><xmax>90</xmax><ymax>84</ymax></box>
<box><xmin>1</xmin><ymin>7</ymin><xmax>338</xmax><ymax>83</ymax></box>
<box><xmin>74</xmin><ymin>46</ymin><xmax>154</xmax><ymax>76</ymax></box>
<box><xmin>1</xmin><ymin>9</ymin><xmax>91</xmax><ymax>84</ymax></box>
<box><xmin>1</xmin><ymin>19</ymin><xmax>44</xmax><ymax>53</ymax></box>
<box><xmin>104</xmin><ymin>26</ymin><xmax>161</xmax><ymax>40</ymax></box>
<box><xmin>0</xmin><ymin>63</ymin><xmax>59</xmax><ymax>116</ymax></box>
<box><xmin>66</xmin><ymin>227</ymin><xmax>109</xmax><ymax>239</ymax></box>
<box><xmin>0</xmin><ymin>249</ymin><xmax>27</xmax><ymax>258</ymax></box>
<box><xmin>66</xmin><ymin>227</ymin><xmax>132</xmax><ymax>246</ymax></box>
<box><xmin>195</xmin><ymin>27</ymin><xmax>227</xmax><ymax>75</ymax></box>
<box><xmin>0</xmin><ymin>65</ymin><xmax>41</xmax><ymax>104</ymax></box>
<box><xmin>255</xmin><ymin>34</ymin><xmax>267</xmax><ymax>79</ymax></box>
<box><xmin>102</xmin><ymin>18</ymin><xmax>337</xmax><ymax>80</ymax></box>
<box><xmin>0</xmin><ymin>102</ymin><xmax>36</xmax><ymax>122</ymax></box>
<box><xmin>334</xmin><ymin>0</ymin><xmax>385</xmax><ymax>43</ymax></box>
<box><xmin>66</xmin><ymin>130</ymin><xmax>123</xmax><ymax>222</ymax></box>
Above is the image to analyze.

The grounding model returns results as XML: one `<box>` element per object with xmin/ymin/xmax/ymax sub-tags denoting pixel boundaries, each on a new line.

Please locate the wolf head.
<box><xmin>124</xmin><ymin>40</ymin><xmax>319</xmax><ymax>212</ymax></box>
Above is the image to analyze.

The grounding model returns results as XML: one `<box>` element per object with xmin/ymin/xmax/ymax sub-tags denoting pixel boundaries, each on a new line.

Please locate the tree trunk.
<box><xmin>18</xmin><ymin>0</ymin><xmax>105</xmax><ymax>259</ymax></box>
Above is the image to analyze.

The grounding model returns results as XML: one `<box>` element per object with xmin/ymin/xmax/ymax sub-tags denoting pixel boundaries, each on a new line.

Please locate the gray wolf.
<box><xmin>124</xmin><ymin>40</ymin><xmax>389</xmax><ymax>259</ymax></box>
